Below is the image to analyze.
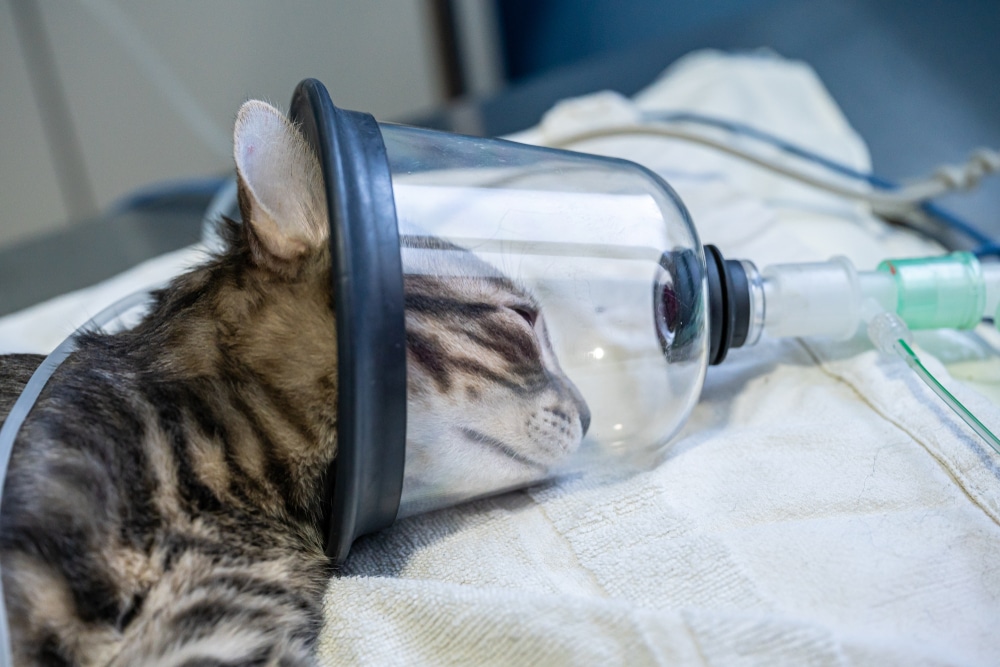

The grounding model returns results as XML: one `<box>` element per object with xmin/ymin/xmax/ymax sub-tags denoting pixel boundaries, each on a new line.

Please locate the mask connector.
<box><xmin>704</xmin><ymin>244</ymin><xmax>760</xmax><ymax>365</ymax></box>
<box><xmin>878</xmin><ymin>252</ymin><xmax>987</xmax><ymax>330</ymax></box>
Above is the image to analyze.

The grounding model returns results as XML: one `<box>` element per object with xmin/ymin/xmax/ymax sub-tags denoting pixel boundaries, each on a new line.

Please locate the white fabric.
<box><xmin>2</xmin><ymin>50</ymin><xmax>999</xmax><ymax>665</ymax></box>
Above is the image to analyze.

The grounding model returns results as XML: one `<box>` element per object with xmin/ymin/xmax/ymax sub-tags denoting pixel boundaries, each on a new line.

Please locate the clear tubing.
<box><xmin>865</xmin><ymin>308</ymin><xmax>1000</xmax><ymax>454</ymax></box>
<box><xmin>894</xmin><ymin>339</ymin><xmax>1000</xmax><ymax>454</ymax></box>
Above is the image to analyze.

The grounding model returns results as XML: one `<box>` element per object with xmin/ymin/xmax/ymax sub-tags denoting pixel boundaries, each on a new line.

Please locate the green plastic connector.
<box><xmin>877</xmin><ymin>252</ymin><xmax>985</xmax><ymax>330</ymax></box>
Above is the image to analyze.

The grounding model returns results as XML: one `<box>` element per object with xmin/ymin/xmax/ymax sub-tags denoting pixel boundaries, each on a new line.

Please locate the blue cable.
<box><xmin>922</xmin><ymin>202</ymin><xmax>1000</xmax><ymax>256</ymax></box>
<box><xmin>646</xmin><ymin>111</ymin><xmax>999</xmax><ymax>257</ymax></box>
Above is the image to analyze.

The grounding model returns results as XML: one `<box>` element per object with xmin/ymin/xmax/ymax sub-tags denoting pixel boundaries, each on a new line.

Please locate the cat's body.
<box><xmin>0</xmin><ymin>355</ymin><xmax>40</xmax><ymax>422</ymax></box>
<box><xmin>0</xmin><ymin>101</ymin><xmax>589</xmax><ymax>666</ymax></box>
<box><xmin>0</xmin><ymin>215</ymin><xmax>336</xmax><ymax>665</ymax></box>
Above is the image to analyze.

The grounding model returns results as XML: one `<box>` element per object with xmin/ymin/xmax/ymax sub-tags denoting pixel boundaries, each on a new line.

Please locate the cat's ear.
<box><xmin>233</xmin><ymin>100</ymin><xmax>328</xmax><ymax>262</ymax></box>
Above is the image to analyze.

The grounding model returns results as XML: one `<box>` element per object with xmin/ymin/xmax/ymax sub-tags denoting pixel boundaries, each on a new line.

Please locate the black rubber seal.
<box><xmin>289</xmin><ymin>79</ymin><xmax>407</xmax><ymax>565</ymax></box>
<box><xmin>704</xmin><ymin>244</ymin><xmax>751</xmax><ymax>365</ymax></box>
<box><xmin>704</xmin><ymin>245</ymin><xmax>728</xmax><ymax>365</ymax></box>
<box><xmin>727</xmin><ymin>258</ymin><xmax>751</xmax><ymax>350</ymax></box>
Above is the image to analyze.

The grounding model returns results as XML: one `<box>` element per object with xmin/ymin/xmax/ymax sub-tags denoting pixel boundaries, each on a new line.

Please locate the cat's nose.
<box><xmin>578</xmin><ymin>402</ymin><xmax>591</xmax><ymax>436</ymax></box>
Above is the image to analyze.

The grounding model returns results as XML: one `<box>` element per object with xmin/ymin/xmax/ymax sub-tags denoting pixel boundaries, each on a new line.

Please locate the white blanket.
<box><xmin>3</xmin><ymin>51</ymin><xmax>998</xmax><ymax>666</ymax></box>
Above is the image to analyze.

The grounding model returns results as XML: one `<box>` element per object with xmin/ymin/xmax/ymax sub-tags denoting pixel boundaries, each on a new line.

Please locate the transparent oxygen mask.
<box><xmin>284</xmin><ymin>79</ymin><xmax>731</xmax><ymax>561</ymax></box>
<box><xmin>380</xmin><ymin>122</ymin><xmax>710</xmax><ymax>517</ymax></box>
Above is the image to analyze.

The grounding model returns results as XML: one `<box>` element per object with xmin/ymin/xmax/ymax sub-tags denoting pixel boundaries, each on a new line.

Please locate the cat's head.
<box><xmin>223</xmin><ymin>101</ymin><xmax>589</xmax><ymax>510</ymax></box>
<box><xmin>401</xmin><ymin>237</ymin><xmax>591</xmax><ymax>507</ymax></box>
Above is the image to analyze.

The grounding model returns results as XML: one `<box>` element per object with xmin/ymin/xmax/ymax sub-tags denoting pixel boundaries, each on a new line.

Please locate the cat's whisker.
<box><xmin>458</xmin><ymin>427</ymin><xmax>546</xmax><ymax>472</ymax></box>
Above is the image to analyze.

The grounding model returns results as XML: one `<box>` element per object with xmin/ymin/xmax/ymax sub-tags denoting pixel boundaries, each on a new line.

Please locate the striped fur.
<box><xmin>0</xmin><ymin>101</ymin><xmax>336</xmax><ymax>666</ymax></box>
<box><xmin>400</xmin><ymin>237</ymin><xmax>590</xmax><ymax>512</ymax></box>
<box><xmin>0</xmin><ymin>209</ymin><xmax>335</xmax><ymax>665</ymax></box>
<box><xmin>0</xmin><ymin>101</ymin><xmax>590</xmax><ymax>665</ymax></box>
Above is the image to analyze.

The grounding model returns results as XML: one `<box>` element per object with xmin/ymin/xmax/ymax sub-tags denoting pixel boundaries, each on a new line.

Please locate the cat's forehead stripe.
<box><xmin>404</xmin><ymin>294</ymin><xmax>498</xmax><ymax>318</ymax></box>
<box><xmin>406</xmin><ymin>320</ymin><xmax>548</xmax><ymax>397</ymax></box>
<box><xmin>405</xmin><ymin>331</ymin><xmax>452</xmax><ymax>391</ymax></box>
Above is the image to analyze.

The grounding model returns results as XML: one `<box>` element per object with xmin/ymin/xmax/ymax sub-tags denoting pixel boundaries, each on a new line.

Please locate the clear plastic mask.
<box><xmin>378</xmin><ymin>124</ymin><xmax>709</xmax><ymax>516</ymax></box>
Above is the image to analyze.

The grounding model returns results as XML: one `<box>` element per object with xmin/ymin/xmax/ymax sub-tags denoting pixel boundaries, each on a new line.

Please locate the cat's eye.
<box><xmin>511</xmin><ymin>306</ymin><xmax>537</xmax><ymax>327</ymax></box>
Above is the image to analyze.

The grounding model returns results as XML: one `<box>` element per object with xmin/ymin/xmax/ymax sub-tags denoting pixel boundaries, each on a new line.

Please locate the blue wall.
<box><xmin>497</xmin><ymin>0</ymin><xmax>781</xmax><ymax>80</ymax></box>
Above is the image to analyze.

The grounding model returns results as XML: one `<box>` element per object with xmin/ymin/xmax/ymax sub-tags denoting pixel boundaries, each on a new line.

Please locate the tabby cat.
<box><xmin>0</xmin><ymin>100</ymin><xmax>589</xmax><ymax>665</ymax></box>
<box><xmin>400</xmin><ymin>235</ymin><xmax>590</xmax><ymax>512</ymax></box>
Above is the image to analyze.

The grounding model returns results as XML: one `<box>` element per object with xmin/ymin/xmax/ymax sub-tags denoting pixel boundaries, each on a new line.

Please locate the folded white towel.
<box><xmin>319</xmin><ymin>51</ymin><xmax>1000</xmax><ymax>666</ymax></box>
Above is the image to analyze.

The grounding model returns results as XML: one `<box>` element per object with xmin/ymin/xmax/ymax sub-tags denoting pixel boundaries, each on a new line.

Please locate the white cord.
<box><xmin>542</xmin><ymin>122</ymin><xmax>1000</xmax><ymax>214</ymax></box>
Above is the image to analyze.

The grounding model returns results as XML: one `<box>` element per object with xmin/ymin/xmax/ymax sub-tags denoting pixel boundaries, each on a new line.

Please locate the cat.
<box><xmin>399</xmin><ymin>234</ymin><xmax>590</xmax><ymax>513</ymax></box>
<box><xmin>0</xmin><ymin>100</ymin><xmax>590</xmax><ymax>666</ymax></box>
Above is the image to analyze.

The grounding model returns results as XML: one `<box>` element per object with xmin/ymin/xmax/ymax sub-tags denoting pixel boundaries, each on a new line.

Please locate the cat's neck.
<box><xmin>76</xmin><ymin>252</ymin><xmax>339</xmax><ymax>524</ymax></box>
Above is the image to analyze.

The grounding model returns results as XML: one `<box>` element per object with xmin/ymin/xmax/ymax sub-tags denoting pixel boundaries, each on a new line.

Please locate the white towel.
<box><xmin>319</xmin><ymin>51</ymin><xmax>1000</xmax><ymax>666</ymax></box>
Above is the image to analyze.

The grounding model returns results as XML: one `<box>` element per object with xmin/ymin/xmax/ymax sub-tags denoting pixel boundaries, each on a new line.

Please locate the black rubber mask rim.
<box><xmin>289</xmin><ymin>79</ymin><xmax>407</xmax><ymax>565</ymax></box>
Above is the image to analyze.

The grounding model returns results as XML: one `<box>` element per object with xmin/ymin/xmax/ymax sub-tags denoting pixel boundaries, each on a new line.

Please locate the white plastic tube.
<box><xmin>760</xmin><ymin>252</ymin><xmax>1000</xmax><ymax>339</ymax></box>
<box><xmin>761</xmin><ymin>257</ymin><xmax>897</xmax><ymax>340</ymax></box>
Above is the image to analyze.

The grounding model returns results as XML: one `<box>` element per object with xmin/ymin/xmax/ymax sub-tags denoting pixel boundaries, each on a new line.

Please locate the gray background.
<box><xmin>2</xmin><ymin>0</ymin><xmax>998</xmax><ymax>316</ymax></box>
